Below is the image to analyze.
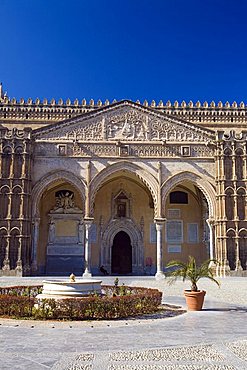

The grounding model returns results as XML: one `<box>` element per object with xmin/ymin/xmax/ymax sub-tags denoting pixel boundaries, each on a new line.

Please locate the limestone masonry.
<box><xmin>0</xmin><ymin>83</ymin><xmax>246</xmax><ymax>277</ymax></box>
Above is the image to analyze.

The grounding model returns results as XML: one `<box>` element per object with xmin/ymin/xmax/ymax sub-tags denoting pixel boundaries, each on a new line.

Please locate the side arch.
<box><xmin>90</xmin><ymin>161</ymin><xmax>159</xmax><ymax>216</ymax></box>
<box><xmin>31</xmin><ymin>170</ymin><xmax>86</xmax><ymax>217</ymax></box>
<box><xmin>161</xmin><ymin>171</ymin><xmax>216</xmax><ymax>218</ymax></box>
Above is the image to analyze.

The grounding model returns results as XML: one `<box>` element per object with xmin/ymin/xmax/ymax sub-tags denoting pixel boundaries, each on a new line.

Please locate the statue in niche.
<box><xmin>48</xmin><ymin>220</ymin><xmax>56</xmax><ymax>243</ymax></box>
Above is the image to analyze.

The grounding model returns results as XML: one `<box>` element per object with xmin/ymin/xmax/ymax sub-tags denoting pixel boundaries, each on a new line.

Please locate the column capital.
<box><xmin>84</xmin><ymin>217</ymin><xmax>94</xmax><ymax>226</ymax></box>
<box><xmin>206</xmin><ymin>217</ymin><xmax>215</xmax><ymax>227</ymax></box>
<box><xmin>154</xmin><ymin>217</ymin><xmax>166</xmax><ymax>225</ymax></box>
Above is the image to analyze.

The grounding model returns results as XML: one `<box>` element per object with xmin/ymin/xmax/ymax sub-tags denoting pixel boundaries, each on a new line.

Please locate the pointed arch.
<box><xmin>0</xmin><ymin>227</ymin><xmax>8</xmax><ymax>233</ymax></box>
<box><xmin>236</xmin><ymin>186</ymin><xmax>246</xmax><ymax>195</ymax></box>
<box><xmin>101</xmin><ymin>218</ymin><xmax>144</xmax><ymax>274</ymax></box>
<box><xmin>31</xmin><ymin>170</ymin><xmax>86</xmax><ymax>217</ymax></box>
<box><xmin>90</xmin><ymin>161</ymin><xmax>158</xmax><ymax>216</ymax></box>
<box><xmin>238</xmin><ymin>228</ymin><xmax>247</xmax><ymax>237</ymax></box>
<box><xmin>225</xmin><ymin>186</ymin><xmax>235</xmax><ymax>195</ymax></box>
<box><xmin>10</xmin><ymin>227</ymin><xmax>21</xmax><ymax>235</ymax></box>
<box><xmin>226</xmin><ymin>228</ymin><xmax>236</xmax><ymax>237</ymax></box>
<box><xmin>12</xmin><ymin>185</ymin><xmax>23</xmax><ymax>192</ymax></box>
<box><xmin>161</xmin><ymin>171</ymin><xmax>216</xmax><ymax>218</ymax></box>
<box><xmin>0</xmin><ymin>184</ymin><xmax>10</xmax><ymax>193</ymax></box>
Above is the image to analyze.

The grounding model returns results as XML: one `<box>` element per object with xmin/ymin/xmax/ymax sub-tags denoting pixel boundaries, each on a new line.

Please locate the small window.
<box><xmin>170</xmin><ymin>191</ymin><xmax>188</xmax><ymax>204</ymax></box>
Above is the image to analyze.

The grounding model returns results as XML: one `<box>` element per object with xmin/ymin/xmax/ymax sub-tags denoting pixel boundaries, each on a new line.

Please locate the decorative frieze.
<box><xmin>70</xmin><ymin>142</ymin><xmax>214</xmax><ymax>158</ymax></box>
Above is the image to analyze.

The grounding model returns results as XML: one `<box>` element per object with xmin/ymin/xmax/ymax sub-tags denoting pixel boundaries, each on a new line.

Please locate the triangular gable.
<box><xmin>34</xmin><ymin>100</ymin><xmax>215</xmax><ymax>143</ymax></box>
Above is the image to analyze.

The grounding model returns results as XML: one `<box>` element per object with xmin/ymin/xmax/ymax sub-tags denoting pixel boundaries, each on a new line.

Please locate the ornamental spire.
<box><xmin>0</xmin><ymin>82</ymin><xmax>7</xmax><ymax>100</ymax></box>
<box><xmin>0</xmin><ymin>82</ymin><xmax>3</xmax><ymax>99</ymax></box>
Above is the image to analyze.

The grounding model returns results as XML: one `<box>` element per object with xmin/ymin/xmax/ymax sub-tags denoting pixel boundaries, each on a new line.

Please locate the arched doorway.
<box><xmin>112</xmin><ymin>231</ymin><xmax>132</xmax><ymax>274</ymax></box>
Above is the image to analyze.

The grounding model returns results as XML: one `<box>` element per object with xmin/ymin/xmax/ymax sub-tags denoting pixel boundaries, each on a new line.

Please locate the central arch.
<box><xmin>90</xmin><ymin>161</ymin><xmax>158</xmax><ymax>216</ymax></box>
<box><xmin>112</xmin><ymin>231</ymin><xmax>132</xmax><ymax>274</ymax></box>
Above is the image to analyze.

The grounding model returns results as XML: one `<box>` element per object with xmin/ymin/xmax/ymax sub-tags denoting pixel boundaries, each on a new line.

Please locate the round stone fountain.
<box><xmin>36</xmin><ymin>274</ymin><xmax>102</xmax><ymax>300</ymax></box>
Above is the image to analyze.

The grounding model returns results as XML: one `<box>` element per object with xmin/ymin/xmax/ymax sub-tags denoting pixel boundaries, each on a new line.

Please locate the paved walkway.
<box><xmin>0</xmin><ymin>276</ymin><xmax>246</xmax><ymax>369</ymax></box>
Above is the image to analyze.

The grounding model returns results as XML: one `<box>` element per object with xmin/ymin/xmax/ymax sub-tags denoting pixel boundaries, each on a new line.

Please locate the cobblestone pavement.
<box><xmin>0</xmin><ymin>276</ymin><xmax>246</xmax><ymax>369</ymax></box>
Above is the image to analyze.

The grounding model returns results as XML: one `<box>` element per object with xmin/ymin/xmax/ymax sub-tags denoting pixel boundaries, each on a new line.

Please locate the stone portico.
<box><xmin>0</xmin><ymin>89</ymin><xmax>246</xmax><ymax>277</ymax></box>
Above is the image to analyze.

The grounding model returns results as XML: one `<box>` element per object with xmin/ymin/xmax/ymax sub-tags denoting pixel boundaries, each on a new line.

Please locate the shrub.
<box><xmin>0</xmin><ymin>285</ymin><xmax>162</xmax><ymax>320</ymax></box>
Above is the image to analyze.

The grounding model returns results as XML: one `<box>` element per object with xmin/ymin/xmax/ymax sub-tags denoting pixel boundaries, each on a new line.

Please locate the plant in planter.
<box><xmin>166</xmin><ymin>256</ymin><xmax>220</xmax><ymax>311</ymax></box>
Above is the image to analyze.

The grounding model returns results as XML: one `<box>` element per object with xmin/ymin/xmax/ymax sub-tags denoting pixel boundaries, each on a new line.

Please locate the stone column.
<box><xmin>83</xmin><ymin>217</ymin><xmax>94</xmax><ymax>278</ymax></box>
<box><xmin>154</xmin><ymin>218</ymin><xmax>166</xmax><ymax>280</ymax></box>
<box><xmin>2</xmin><ymin>235</ymin><xmax>10</xmax><ymax>270</ymax></box>
<box><xmin>31</xmin><ymin>218</ymin><xmax>40</xmax><ymax>272</ymax></box>
<box><xmin>85</xmin><ymin>161</ymin><xmax>91</xmax><ymax>218</ymax></box>
<box><xmin>15</xmin><ymin>236</ymin><xmax>23</xmax><ymax>275</ymax></box>
<box><xmin>206</xmin><ymin>218</ymin><xmax>215</xmax><ymax>261</ymax></box>
<box><xmin>221</xmin><ymin>221</ymin><xmax>230</xmax><ymax>277</ymax></box>
<box><xmin>78</xmin><ymin>219</ymin><xmax>84</xmax><ymax>244</ymax></box>
<box><xmin>235</xmin><ymin>236</ymin><xmax>243</xmax><ymax>272</ymax></box>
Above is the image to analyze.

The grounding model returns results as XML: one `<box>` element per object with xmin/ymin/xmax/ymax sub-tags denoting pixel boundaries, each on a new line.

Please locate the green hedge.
<box><xmin>0</xmin><ymin>285</ymin><xmax>162</xmax><ymax>320</ymax></box>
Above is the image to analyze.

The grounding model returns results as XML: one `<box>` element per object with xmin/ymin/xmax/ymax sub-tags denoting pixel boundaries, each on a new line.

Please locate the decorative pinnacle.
<box><xmin>0</xmin><ymin>82</ymin><xmax>3</xmax><ymax>99</ymax></box>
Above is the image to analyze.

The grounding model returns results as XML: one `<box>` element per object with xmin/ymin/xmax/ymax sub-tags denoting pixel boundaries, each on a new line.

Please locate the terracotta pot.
<box><xmin>184</xmin><ymin>290</ymin><xmax>206</xmax><ymax>311</ymax></box>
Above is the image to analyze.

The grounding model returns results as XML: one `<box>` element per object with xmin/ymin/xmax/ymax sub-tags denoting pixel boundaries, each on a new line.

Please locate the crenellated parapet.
<box><xmin>1</xmin><ymin>93</ymin><xmax>247</xmax><ymax>131</ymax></box>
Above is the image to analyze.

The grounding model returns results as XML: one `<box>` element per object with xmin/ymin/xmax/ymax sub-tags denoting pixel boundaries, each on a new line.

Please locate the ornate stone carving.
<box><xmin>51</xmin><ymin>190</ymin><xmax>82</xmax><ymax>214</ymax></box>
<box><xmin>106</xmin><ymin>109</ymin><xmax>149</xmax><ymax>140</ymax></box>
<box><xmin>68</xmin><ymin>120</ymin><xmax>102</xmax><ymax>140</ymax></box>
<box><xmin>34</xmin><ymin>104</ymin><xmax>214</xmax><ymax>144</ymax></box>
<box><xmin>72</xmin><ymin>142</ymin><xmax>117</xmax><ymax>157</ymax></box>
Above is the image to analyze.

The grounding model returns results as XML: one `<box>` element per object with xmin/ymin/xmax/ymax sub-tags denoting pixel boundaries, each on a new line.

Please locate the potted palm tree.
<box><xmin>167</xmin><ymin>256</ymin><xmax>220</xmax><ymax>311</ymax></box>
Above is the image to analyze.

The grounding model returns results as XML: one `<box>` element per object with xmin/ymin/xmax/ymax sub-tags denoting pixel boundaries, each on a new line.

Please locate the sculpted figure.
<box><xmin>59</xmin><ymin>192</ymin><xmax>74</xmax><ymax>209</ymax></box>
<box><xmin>48</xmin><ymin>220</ymin><xmax>55</xmax><ymax>243</ymax></box>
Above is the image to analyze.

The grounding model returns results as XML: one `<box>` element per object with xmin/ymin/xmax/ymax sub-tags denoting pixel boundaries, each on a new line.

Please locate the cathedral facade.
<box><xmin>0</xmin><ymin>84</ymin><xmax>246</xmax><ymax>277</ymax></box>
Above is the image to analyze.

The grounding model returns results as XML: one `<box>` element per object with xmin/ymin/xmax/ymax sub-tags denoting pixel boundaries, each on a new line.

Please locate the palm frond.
<box><xmin>166</xmin><ymin>256</ymin><xmax>220</xmax><ymax>291</ymax></box>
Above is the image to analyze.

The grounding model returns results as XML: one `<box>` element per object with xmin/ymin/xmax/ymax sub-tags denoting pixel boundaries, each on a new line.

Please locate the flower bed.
<box><xmin>0</xmin><ymin>285</ymin><xmax>162</xmax><ymax>320</ymax></box>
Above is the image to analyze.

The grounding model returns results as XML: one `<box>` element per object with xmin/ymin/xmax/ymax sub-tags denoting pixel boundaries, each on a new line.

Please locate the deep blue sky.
<box><xmin>1</xmin><ymin>0</ymin><xmax>247</xmax><ymax>103</ymax></box>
